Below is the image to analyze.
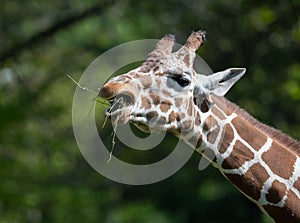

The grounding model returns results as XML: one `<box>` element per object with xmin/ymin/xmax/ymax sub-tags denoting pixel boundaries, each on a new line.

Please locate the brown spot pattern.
<box><xmin>160</xmin><ymin>100</ymin><xmax>171</xmax><ymax>113</ymax></box>
<box><xmin>141</xmin><ymin>96</ymin><xmax>151</xmax><ymax>109</ymax></box>
<box><xmin>261</xmin><ymin>141</ymin><xmax>297</xmax><ymax>179</ymax></box>
<box><xmin>285</xmin><ymin>190</ymin><xmax>300</xmax><ymax>220</ymax></box>
<box><xmin>188</xmin><ymin>132</ymin><xmax>202</xmax><ymax>149</ymax></box>
<box><xmin>211</xmin><ymin>106</ymin><xmax>226</xmax><ymax>120</ymax></box>
<box><xmin>157</xmin><ymin>116</ymin><xmax>167</xmax><ymax>125</ymax></box>
<box><xmin>195</xmin><ymin>112</ymin><xmax>201</xmax><ymax>126</ymax></box>
<box><xmin>264</xmin><ymin>190</ymin><xmax>300</xmax><ymax>223</ymax></box>
<box><xmin>203</xmin><ymin>123</ymin><xmax>209</xmax><ymax>132</ymax></box>
<box><xmin>266</xmin><ymin>180</ymin><xmax>287</xmax><ymax>204</ymax></box>
<box><xmin>293</xmin><ymin>177</ymin><xmax>300</xmax><ymax>192</ymax></box>
<box><xmin>226</xmin><ymin>163</ymin><xmax>270</xmax><ymax>201</ymax></box>
<box><xmin>140</xmin><ymin>76</ymin><xmax>152</xmax><ymax>89</ymax></box>
<box><xmin>187</xmin><ymin>98</ymin><xmax>194</xmax><ymax>116</ymax></box>
<box><xmin>207</xmin><ymin>126</ymin><xmax>220</xmax><ymax>145</ymax></box>
<box><xmin>150</xmin><ymin>94</ymin><xmax>160</xmax><ymax>105</ymax></box>
<box><xmin>162</xmin><ymin>89</ymin><xmax>171</xmax><ymax>97</ymax></box>
<box><xmin>200</xmin><ymin>100</ymin><xmax>209</xmax><ymax>113</ymax></box>
<box><xmin>183</xmin><ymin>54</ymin><xmax>190</xmax><ymax>66</ymax></box>
<box><xmin>153</xmin><ymin>66</ymin><xmax>159</xmax><ymax>72</ymax></box>
<box><xmin>156</xmin><ymin>72</ymin><xmax>165</xmax><ymax>76</ymax></box>
<box><xmin>206</xmin><ymin>116</ymin><xmax>218</xmax><ymax>128</ymax></box>
<box><xmin>169</xmin><ymin>111</ymin><xmax>176</xmax><ymax>123</ymax></box>
<box><xmin>169</xmin><ymin>111</ymin><xmax>180</xmax><ymax>123</ymax></box>
<box><xmin>146</xmin><ymin>111</ymin><xmax>158</xmax><ymax>120</ymax></box>
<box><xmin>232</xmin><ymin>117</ymin><xmax>267</xmax><ymax>151</ymax></box>
<box><xmin>221</xmin><ymin>141</ymin><xmax>254</xmax><ymax>169</ymax></box>
<box><xmin>263</xmin><ymin>205</ymin><xmax>294</xmax><ymax>223</ymax></box>
<box><xmin>219</xmin><ymin>124</ymin><xmax>234</xmax><ymax>154</ymax></box>
<box><xmin>203</xmin><ymin>115</ymin><xmax>217</xmax><ymax>132</ymax></box>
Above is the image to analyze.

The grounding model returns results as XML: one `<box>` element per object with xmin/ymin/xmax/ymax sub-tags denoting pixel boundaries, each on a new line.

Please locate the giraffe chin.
<box><xmin>130</xmin><ymin>116</ymin><xmax>175</xmax><ymax>134</ymax></box>
<box><xmin>106</xmin><ymin>109</ymin><xmax>164</xmax><ymax>134</ymax></box>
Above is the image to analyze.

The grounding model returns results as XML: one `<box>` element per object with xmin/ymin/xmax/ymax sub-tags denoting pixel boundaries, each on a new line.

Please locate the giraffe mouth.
<box><xmin>104</xmin><ymin>92</ymin><xmax>135</xmax><ymax>125</ymax></box>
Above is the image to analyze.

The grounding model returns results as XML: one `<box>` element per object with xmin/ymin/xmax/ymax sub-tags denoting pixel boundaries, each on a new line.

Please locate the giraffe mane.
<box><xmin>213</xmin><ymin>95</ymin><xmax>300</xmax><ymax>156</ymax></box>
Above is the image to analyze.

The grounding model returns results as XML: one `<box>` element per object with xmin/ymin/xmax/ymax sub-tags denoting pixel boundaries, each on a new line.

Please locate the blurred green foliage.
<box><xmin>0</xmin><ymin>0</ymin><xmax>299</xmax><ymax>223</ymax></box>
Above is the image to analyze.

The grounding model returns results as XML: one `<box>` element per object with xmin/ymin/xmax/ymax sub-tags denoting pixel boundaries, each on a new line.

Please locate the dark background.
<box><xmin>1</xmin><ymin>0</ymin><xmax>300</xmax><ymax>222</ymax></box>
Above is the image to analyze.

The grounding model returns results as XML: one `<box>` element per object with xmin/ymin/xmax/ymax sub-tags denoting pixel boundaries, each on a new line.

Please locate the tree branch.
<box><xmin>0</xmin><ymin>1</ymin><xmax>115</xmax><ymax>64</ymax></box>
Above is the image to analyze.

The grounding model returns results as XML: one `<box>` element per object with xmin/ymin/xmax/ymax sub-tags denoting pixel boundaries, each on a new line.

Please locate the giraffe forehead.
<box><xmin>140</xmin><ymin>53</ymin><xmax>195</xmax><ymax>75</ymax></box>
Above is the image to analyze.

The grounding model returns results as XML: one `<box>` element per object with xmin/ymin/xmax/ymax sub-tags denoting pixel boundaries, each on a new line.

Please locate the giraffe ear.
<box><xmin>197</xmin><ymin>68</ymin><xmax>246</xmax><ymax>96</ymax></box>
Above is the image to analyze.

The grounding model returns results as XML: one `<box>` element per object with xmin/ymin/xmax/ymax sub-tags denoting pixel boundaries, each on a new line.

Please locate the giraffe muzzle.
<box><xmin>98</xmin><ymin>79</ymin><xmax>139</xmax><ymax>125</ymax></box>
<box><xmin>102</xmin><ymin>92</ymin><xmax>135</xmax><ymax>125</ymax></box>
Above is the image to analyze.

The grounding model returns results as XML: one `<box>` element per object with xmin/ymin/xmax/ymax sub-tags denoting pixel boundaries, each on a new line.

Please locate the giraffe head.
<box><xmin>99</xmin><ymin>31</ymin><xmax>245</xmax><ymax>142</ymax></box>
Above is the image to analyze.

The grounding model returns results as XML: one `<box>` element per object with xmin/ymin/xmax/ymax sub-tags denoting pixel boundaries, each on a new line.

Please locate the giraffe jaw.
<box><xmin>105</xmin><ymin>106</ymin><xmax>170</xmax><ymax>133</ymax></box>
<box><xmin>129</xmin><ymin>113</ymin><xmax>181</xmax><ymax>134</ymax></box>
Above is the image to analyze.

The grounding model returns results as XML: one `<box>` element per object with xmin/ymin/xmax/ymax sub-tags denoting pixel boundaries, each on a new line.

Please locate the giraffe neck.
<box><xmin>185</xmin><ymin>95</ymin><xmax>300</xmax><ymax>222</ymax></box>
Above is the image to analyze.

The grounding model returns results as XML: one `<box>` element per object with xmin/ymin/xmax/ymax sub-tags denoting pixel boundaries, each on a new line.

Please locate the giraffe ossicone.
<box><xmin>99</xmin><ymin>31</ymin><xmax>300</xmax><ymax>223</ymax></box>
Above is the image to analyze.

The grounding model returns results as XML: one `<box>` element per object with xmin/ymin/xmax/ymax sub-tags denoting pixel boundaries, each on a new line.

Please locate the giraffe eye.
<box><xmin>171</xmin><ymin>76</ymin><xmax>190</xmax><ymax>87</ymax></box>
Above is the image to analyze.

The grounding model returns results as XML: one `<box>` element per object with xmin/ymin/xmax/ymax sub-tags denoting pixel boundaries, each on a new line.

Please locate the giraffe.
<box><xmin>98</xmin><ymin>31</ymin><xmax>300</xmax><ymax>223</ymax></box>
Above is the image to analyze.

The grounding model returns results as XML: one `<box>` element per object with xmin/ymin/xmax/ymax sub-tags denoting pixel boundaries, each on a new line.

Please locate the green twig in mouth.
<box><xmin>68</xmin><ymin>74</ymin><xmax>129</xmax><ymax>164</ymax></box>
<box><xmin>107</xmin><ymin>116</ymin><xmax>118</xmax><ymax>163</ymax></box>
<box><xmin>67</xmin><ymin>74</ymin><xmax>98</xmax><ymax>95</ymax></box>
<box><xmin>106</xmin><ymin>97</ymin><xmax>126</xmax><ymax>163</ymax></box>
<box><xmin>67</xmin><ymin>74</ymin><xmax>111</xmax><ymax>107</ymax></box>
<box><xmin>101</xmin><ymin>96</ymin><xmax>122</xmax><ymax>129</ymax></box>
<box><xmin>96</xmin><ymin>98</ymin><xmax>110</xmax><ymax>106</ymax></box>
